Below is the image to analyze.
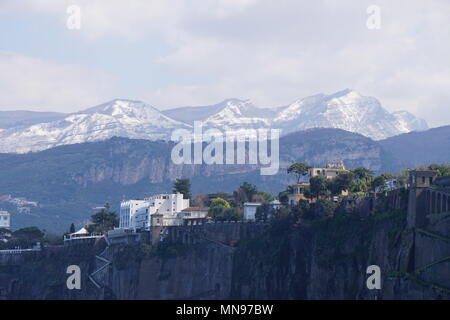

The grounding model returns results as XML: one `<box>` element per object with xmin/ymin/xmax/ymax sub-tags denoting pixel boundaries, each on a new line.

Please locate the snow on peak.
<box><xmin>0</xmin><ymin>99</ymin><xmax>190</xmax><ymax>153</ymax></box>
<box><xmin>0</xmin><ymin>90</ymin><xmax>429</xmax><ymax>153</ymax></box>
<box><xmin>392</xmin><ymin>110</ymin><xmax>429</xmax><ymax>132</ymax></box>
<box><xmin>272</xmin><ymin>90</ymin><xmax>426</xmax><ymax>140</ymax></box>
<box><xmin>204</xmin><ymin>99</ymin><xmax>270</xmax><ymax>128</ymax></box>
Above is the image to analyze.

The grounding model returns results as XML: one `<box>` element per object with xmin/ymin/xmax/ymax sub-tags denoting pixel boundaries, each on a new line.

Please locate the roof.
<box><xmin>412</xmin><ymin>170</ymin><xmax>437</xmax><ymax>175</ymax></box>
<box><xmin>182</xmin><ymin>207</ymin><xmax>208</xmax><ymax>212</ymax></box>
<box><xmin>244</xmin><ymin>202</ymin><xmax>262</xmax><ymax>206</ymax></box>
<box><xmin>73</xmin><ymin>227</ymin><xmax>89</xmax><ymax>235</ymax></box>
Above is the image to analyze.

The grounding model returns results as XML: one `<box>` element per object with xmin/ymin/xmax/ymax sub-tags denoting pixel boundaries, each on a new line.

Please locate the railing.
<box><xmin>64</xmin><ymin>233</ymin><xmax>103</xmax><ymax>241</ymax></box>
<box><xmin>0</xmin><ymin>247</ymin><xmax>41</xmax><ymax>254</ymax></box>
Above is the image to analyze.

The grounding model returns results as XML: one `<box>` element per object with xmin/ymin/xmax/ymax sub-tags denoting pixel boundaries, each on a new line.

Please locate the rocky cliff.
<box><xmin>2</xmin><ymin>192</ymin><xmax>450</xmax><ymax>300</ymax></box>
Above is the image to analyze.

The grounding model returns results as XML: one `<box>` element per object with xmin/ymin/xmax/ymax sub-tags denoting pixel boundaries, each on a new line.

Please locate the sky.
<box><xmin>0</xmin><ymin>0</ymin><xmax>449</xmax><ymax>127</ymax></box>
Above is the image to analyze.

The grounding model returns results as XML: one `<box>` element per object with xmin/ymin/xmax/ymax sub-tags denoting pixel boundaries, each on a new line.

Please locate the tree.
<box><xmin>351</xmin><ymin>167</ymin><xmax>374</xmax><ymax>182</ymax></box>
<box><xmin>210</xmin><ymin>207</ymin><xmax>242</xmax><ymax>221</ymax></box>
<box><xmin>10</xmin><ymin>227</ymin><xmax>45</xmax><ymax>249</ymax></box>
<box><xmin>278</xmin><ymin>185</ymin><xmax>294</xmax><ymax>205</ymax></box>
<box><xmin>255</xmin><ymin>203</ymin><xmax>273</xmax><ymax>222</ymax></box>
<box><xmin>240</xmin><ymin>182</ymin><xmax>258</xmax><ymax>201</ymax></box>
<box><xmin>396</xmin><ymin>170</ymin><xmax>409</xmax><ymax>188</ymax></box>
<box><xmin>428</xmin><ymin>164</ymin><xmax>450</xmax><ymax>177</ymax></box>
<box><xmin>233</xmin><ymin>182</ymin><xmax>258</xmax><ymax>205</ymax></box>
<box><xmin>208</xmin><ymin>198</ymin><xmax>231</xmax><ymax>219</ymax></box>
<box><xmin>371</xmin><ymin>175</ymin><xmax>387</xmax><ymax>192</ymax></box>
<box><xmin>287</xmin><ymin>163</ymin><xmax>312</xmax><ymax>184</ymax></box>
<box><xmin>256</xmin><ymin>191</ymin><xmax>275</xmax><ymax>202</ymax></box>
<box><xmin>69</xmin><ymin>223</ymin><xmax>76</xmax><ymax>234</ymax></box>
<box><xmin>13</xmin><ymin>227</ymin><xmax>44</xmax><ymax>240</ymax></box>
<box><xmin>209</xmin><ymin>198</ymin><xmax>231</xmax><ymax>210</ymax></box>
<box><xmin>330</xmin><ymin>172</ymin><xmax>354</xmax><ymax>196</ymax></box>
<box><xmin>349</xmin><ymin>168</ymin><xmax>374</xmax><ymax>194</ymax></box>
<box><xmin>309</xmin><ymin>175</ymin><xmax>330</xmax><ymax>199</ymax></box>
<box><xmin>193</xmin><ymin>193</ymin><xmax>208</xmax><ymax>209</ymax></box>
<box><xmin>173</xmin><ymin>178</ymin><xmax>191</xmax><ymax>199</ymax></box>
<box><xmin>88</xmin><ymin>205</ymin><xmax>119</xmax><ymax>234</ymax></box>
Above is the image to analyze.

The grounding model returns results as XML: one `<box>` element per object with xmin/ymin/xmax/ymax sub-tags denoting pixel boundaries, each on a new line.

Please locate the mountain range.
<box><xmin>0</xmin><ymin>89</ymin><xmax>428</xmax><ymax>153</ymax></box>
<box><xmin>0</xmin><ymin>125</ymin><xmax>449</xmax><ymax>232</ymax></box>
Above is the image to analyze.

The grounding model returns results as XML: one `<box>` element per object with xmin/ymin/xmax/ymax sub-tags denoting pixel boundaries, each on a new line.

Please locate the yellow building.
<box><xmin>309</xmin><ymin>161</ymin><xmax>348</xmax><ymax>179</ymax></box>
<box><xmin>288</xmin><ymin>183</ymin><xmax>310</xmax><ymax>206</ymax></box>
<box><xmin>288</xmin><ymin>161</ymin><xmax>350</xmax><ymax>205</ymax></box>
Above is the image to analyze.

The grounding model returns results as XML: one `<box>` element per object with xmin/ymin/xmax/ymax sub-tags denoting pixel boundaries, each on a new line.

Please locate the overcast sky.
<box><xmin>0</xmin><ymin>0</ymin><xmax>449</xmax><ymax>127</ymax></box>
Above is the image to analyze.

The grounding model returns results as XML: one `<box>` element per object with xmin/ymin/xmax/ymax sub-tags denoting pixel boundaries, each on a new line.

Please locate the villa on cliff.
<box><xmin>309</xmin><ymin>160</ymin><xmax>348</xmax><ymax>179</ymax></box>
<box><xmin>288</xmin><ymin>161</ymin><xmax>349</xmax><ymax>206</ymax></box>
<box><xmin>118</xmin><ymin>193</ymin><xmax>209</xmax><ymax>231</ymax></box>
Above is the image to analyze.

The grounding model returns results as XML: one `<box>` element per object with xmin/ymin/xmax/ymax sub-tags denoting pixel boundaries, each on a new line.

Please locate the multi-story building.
<box><xmin>288</xmin><ymin>183</ymin><xmax>310</xmax><ymax>206</ymax></box>
<box><xmin>288</xmin><ymin>161</ymin><xmax>349</xmax><ymax>206</ymax></box>
<box><xmin>119</xmin><ymin>200</ymin><xmax>150</xmax><ymax>229</ymax></box>
<box><xmin>0</xmin><ymin>211</ymin><xmax>10</xmax><ymax>229</ymax></box>
<box><xmin>119</xmin><ymin>193</ymin><xmax>190</xmax><ymax>230</ymax></box>
<box><xmin>309</xmin><ymin>161</ymin><xmax>349</xmax><ymax>179</ymax></box>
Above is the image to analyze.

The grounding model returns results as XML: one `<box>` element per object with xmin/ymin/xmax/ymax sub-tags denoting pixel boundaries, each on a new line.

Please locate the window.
<box><xmin>422</xmin><ymin>177</ymin><xmax>426</xmax><ymax>184</ymax></box>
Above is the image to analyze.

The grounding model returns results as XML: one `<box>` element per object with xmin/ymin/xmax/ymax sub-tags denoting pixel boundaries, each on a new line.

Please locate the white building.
<box><xmin>180</xmin><ymin>207</ymin><xmax>208</xmax><ymax>218</ymax></box>
<box><xmin>269</xmin><ymin>200</ymin><xmax>282</xmax><ymax>210</ymax></box>
<box><xmin>119</xmin><ymin>200</ymin><xmax>151</xmax><ymax>229</ymax></box>
<box><xmin>181</xmin><ymin>207</ymin><xmax>209</xmax><ymax>226</ymax></box>
<box><xmin>0</xmin><ymin>211</ymin><xmax>10</xmax><ymax>229</ymax></box>
<box><xmin>119</xmin><ymin>193</ymin><xmax>190</xmax><ymax>230</ymax></box>
<box><xmin>243</xmin><ymin>203</ymin><xmax>262</xmax><ymax>221</ymax></box>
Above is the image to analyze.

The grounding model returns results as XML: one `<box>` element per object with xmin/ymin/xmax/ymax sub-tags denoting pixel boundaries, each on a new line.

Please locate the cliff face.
<box><xmin>2</xmin><ymin>200</ymin><xmax>450</xmax><ymax>300</ymax></box>
<box><xmin>231</xmin><ymin>213</ymin><xmax>412</xmax><ymax>299</ymax></box>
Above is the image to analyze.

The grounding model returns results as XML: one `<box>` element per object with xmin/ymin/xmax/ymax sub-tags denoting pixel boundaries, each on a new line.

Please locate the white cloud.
<box><xmin>1</xmin><ymin>0</ymin><xmax>450</xmax><ymax>126</ymax></box>
<box><xmin>0</xmin><ymin>51</ymin><xmax>117</xmax><ymax>112</ymax></box>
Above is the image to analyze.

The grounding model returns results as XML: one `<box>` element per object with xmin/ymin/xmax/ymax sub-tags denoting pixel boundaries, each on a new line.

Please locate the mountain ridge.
<box><xmin>0</xmin><ymin>90</ymin><xmax>429</xmax><ymax>153</ymax></box>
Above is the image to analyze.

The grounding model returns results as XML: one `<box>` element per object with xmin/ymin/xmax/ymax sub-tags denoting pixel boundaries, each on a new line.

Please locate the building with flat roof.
<box><xmin>119</xmin><ymin>193</ymin><xmax>190</xmax><ymax>230</ymax></box>
<box><xmin>309</xmin><ymin>161</ymin><xmax>349</xmax><ymax>180</ymax></box>
<box><xmin>243</xmin><ymin>202</ymin><xmax>262</xmax><ymax>221</ymax></box>
<box><xmin>0</xmin><ymin>211</ymin><xmax>10</xmax><ymax>229</ymax></box>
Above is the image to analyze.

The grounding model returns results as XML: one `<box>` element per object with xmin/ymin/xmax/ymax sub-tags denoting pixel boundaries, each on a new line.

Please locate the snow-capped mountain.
<box><xmin>0</xmin><ymin>90</ymin><xmax>428</xmax><ymax>153</ymax></box>
<box><xmin>171</xmin><ymin>90</ymin><xmax>427</xmax><ymax>141</ymax></box>
<box><xmin>392</xmin><ymin>110</ymin><xmax>429</xmax><ymax>133</ymax></box>
<box><xmin>202</xmin><ymin>99</ymin><xmax>271</xmax><ymax>129</ymax></box>
<box><xmin>0</xmin><ymin>99</ymin><xmax>190</xmax><ymax>153</ymax></box>
<box><xmin>272</xmin><ymin>89</ymin><xmax>428</xmax><ymax>140</ymax></box>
